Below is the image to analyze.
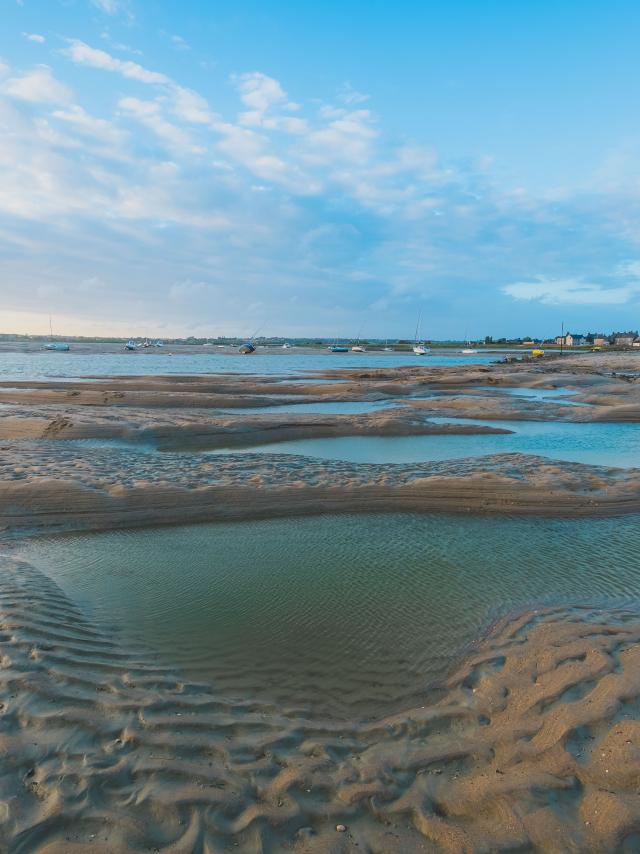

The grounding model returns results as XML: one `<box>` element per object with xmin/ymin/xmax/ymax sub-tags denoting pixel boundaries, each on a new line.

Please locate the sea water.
<box><xmin>18</xmin><ymin>513</ymin><xmax>640</xmax><ymax>719</ymax></box>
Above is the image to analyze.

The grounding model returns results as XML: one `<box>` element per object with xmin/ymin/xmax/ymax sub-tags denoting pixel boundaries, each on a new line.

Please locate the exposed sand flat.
<box><xmin>2</xmin><ymin>353</ymin><xmax>640</xmax><ymax>429</ymax></box>
<box><xmin>1</xmin><ymin>353</ymin><xmax>640</xmax><ymax>533</ymax></box>
<box><xmin>2</xmin><ymin>555</ymin><xmax>640</xmax><ymax>852</ymax></box>
<box><xmin>1</xmin><ymin>445</ymin><xmax>639</xmax><ymax>535</ymax></box>
<box><xmin>0</xmin><ymin>406</ymin><xmax>510</xmax><ymax>448</ymax></box>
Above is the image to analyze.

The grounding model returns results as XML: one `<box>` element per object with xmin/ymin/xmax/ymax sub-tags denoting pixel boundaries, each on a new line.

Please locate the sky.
<box><xmin>1</xmin><ymin>0</ymin><xmax>640</xmax><ymax>339</ymax></box>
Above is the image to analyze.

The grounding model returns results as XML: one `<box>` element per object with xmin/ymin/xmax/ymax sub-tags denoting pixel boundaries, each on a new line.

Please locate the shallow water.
<box><xmin>481</xmin><ymin>386</ymin><xmax>589</xmax><ymax>406</ymax></box>
<box><xmin>219</xmin><ymin>399</ymin><xmax>402</xmax><ymax>415</ymax></box>
<box><xmin>230</xmin><ymin>418</ymin><xmax>640</xmax><ymax>468</ymax></box>
<box><xmin>18</xmin><ymin>513</ymin><xmax>640</xmax><ymax>719</ymax></box>
<box><xmin>0</xmin><ymin>349</ymin><xmax>507</xmax><ymax>381</ymax></box>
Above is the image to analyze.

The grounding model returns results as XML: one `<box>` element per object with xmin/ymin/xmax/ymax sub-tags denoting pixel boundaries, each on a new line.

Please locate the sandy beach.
<box><xmin>2</xmin><ymin>351</ymin><xmax>640</xmax><ymax>535</ymax></box>
<box><xmin>2</xmin><ymin>554</ymin><xmax>640</xmax><ymax>852</ymax></box>
<box><xmin>2</xmin><ymin>350</ymin><xmax>640</xmax><ymax>851</ymax></box>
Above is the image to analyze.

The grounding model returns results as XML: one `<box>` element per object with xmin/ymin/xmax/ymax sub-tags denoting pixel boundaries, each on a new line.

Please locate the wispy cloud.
<box><xmin>2</xmin><ymin>31</ymin><xmax>640</xmax><ymax>336</ymax></box>
<box><xmin>2</xmin><ymin>65</ymin><xmax>71</xmax><ymax>103</ymax></box>
<box><xmin>90</xmin><ymin>0</ymin><xmax>130</xmax><ymax>16</ymax></box>
<box><xmin>23</xmin><ymin>32</ymin><xmax>45</xmax><ymax>44</ymax></box>
<box><xmin>503</xmin><ymin>275</ymin><xmax>640</xmax><ymax>305</ymax></box>
<box><xmin>62</xmin><ymin>40</ymin><xmax>169</xmax><ymax>85</ymax></box>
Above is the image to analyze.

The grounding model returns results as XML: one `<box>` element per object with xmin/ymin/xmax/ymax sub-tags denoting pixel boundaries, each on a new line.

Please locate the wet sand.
<box><xmin>2</xmin><ymin>555</ymin><xmax>640</xmax><ymax>852</ymax></box>
<box><xmin>2</xmin><ymin>351</ymin><xmax>640</xmax><ymax>851</ymax></box>
<box><xmin>1</xmin><ymin>353</ymin><xmax>640</xmax><ymax>534</ymax></box>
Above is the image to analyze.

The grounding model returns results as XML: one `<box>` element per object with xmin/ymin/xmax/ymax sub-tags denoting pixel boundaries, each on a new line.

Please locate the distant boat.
<box><xmin>412</xmin><ymin>312</ymin><xmax>430</xmax><ymax>355</ymax></box>
<box><xmin>125</xmin><ymin>340</ymin><xmax>137</xmax><ymax>351</ymax></box>
<box><xmin>282</xmin><ymin>343</ymin><xmax>292</xmax><ymax>349</ymax></box>
<box><xmin>461</xmin><ymin>331</ymin><xmax>477</xmax><ymax>354</ymax></box>
<box><xmin>329</xmin><ymin>345</ymin><xmax>349</xmax><ymax>352</ymax></box>
<box><xmin>532</xmin><ymin>348</ymin><xmax>545</xmax><ymax>357</ymax></box>
<box><xmin>383</xmin><ymin>347</ymin><xmax>394</xmax><ymax>352</ymax></box>
<box><xmin>45</xmin><ymin>315</ymin><xmax>70</xmax><ymax>351</ymax></box>
<box><xmin>239</xmin><ymin>342</ymin><xmax>256</xmax><ymax>354</ymax></box>
<box><xmin>351</xmin><ymin>325</ymin><xmax>366</xmax><ymax>352</ymax></box>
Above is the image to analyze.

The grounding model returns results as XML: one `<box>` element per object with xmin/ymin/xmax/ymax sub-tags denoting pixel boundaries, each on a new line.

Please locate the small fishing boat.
<box><xmin>239</xmin><ymin>342</ymin><xmax>256</xmax><ymax>354</ymax></box>
<box><xmin>532</xmin><ymin>348</ymin><xmax>545</xmax><ymax>357</ymax></box>
<box><xmin>282</xmin><ymin>343</ymin><xmax>292</xmax><ymax>349</ymax></box>
<box><xmin>351</xmin><ymin>345</ymin><xmax>366</xmax><ymax>352</ymax></box>
<box><xmin>125</xmin><ymin>340</ymin><xmax>137</xmax><ymax>351</ymax></box>
<box><xmin>329</xmin><ymin>345</ymin><xmax>349</xmax><ymax>352</ymax></box>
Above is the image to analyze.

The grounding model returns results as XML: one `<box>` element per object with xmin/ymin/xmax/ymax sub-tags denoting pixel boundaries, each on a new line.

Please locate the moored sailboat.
<box><xmin>412</xmin><ymin>311</ymin><xmax>430</xmax><ymax>355</ymax></box>
<box><xmin>44</xmin><ymin>316</ymin><xmax>70</xmax><ymax>351</ymax></box>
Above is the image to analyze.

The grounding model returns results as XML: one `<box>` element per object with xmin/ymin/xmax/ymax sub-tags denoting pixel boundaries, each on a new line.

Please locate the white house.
<box><xmin>555</xmin><ymin>333</ymin><xmax>585</xmax><ymax>347</ymax></box>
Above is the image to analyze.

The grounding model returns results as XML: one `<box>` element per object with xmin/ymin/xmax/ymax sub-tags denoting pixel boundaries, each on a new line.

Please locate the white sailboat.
<box><xmin>461</xmin><ymin>330</ymin><xmax>478</xmax><ymax>354</ymax></box>
<box><xmin>412</xmin><ymin>311</ymin><xmax>430</xmax><ymax>355</ymax></box>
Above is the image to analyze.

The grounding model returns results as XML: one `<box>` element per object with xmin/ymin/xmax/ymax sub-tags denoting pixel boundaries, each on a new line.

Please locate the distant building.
<box><xmin>555</xmin><ymin>333</ymin><xmax>585</xmax><ymax>347</ymax></box>
<box><xmin>593</xmin><ymin>337</ymin><xmax>610</xmax><ymax>347</ymax></box>
<box><xmin>614</xmin><ymin>334</ymin><xmax>637</xmax><ymax>346</ymax></box>
<box><xmin>633</xmin><ymin>338</ymin><xmax>640</xmax><ymax>348</ymax></box>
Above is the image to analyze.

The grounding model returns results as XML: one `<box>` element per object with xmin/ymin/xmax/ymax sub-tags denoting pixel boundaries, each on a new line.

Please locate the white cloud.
<box><xmin>100</xmin><ymin>31</ymin><xmax>143</xmax><ymax>56</ymax></box>
<box><xmin>118</xmin><ymin>96</ymin><xmax>201</xmax><ymax>153</ymax></box>
<box><xmin>171</xmin><ymin>86</ymin><xmax>215</xmax><ymax>124</ymax></box>
<box><xmin>23</xmin><ymin>33</ymin><xmax>45</xmax><ymax>43</ymax></box>
<box><xmin>232</xmin><ymin>72</ymin><xmax>302</xmax><ymax>131</ymax></box>
<box><xmin>90</xmin><ymin>0</ymin><xmax>126</xmax><ymax>14</ymax></box>
<box><xmin>503</xmin><ymin>276</ymin><xmax>640</xmax><ymax>305</ymax></box>
<box><xmin>338</xmin><ymin>82</ymin><xmax>370</xmax><ymax>105</ymax></box>
<box><xmin>2</xmin><ymin>65</ymin><xmax>71</xmax><ymax>104</ymax></box>
<box><xmin>170</xmin><ymin>35</ymin><xmax>191</xmax><ymax>51</ymax></box>
<box><xmin>63</xmin><ymin>40</ymin><xmax>169</xmax><ymax>85</ymax></box>
<box><xmin>52</xmin><ymin>104</ymin><xmax>128</xmax><ymax>148</ymax></box>
<box><xmin>234</xmin><ymin>72</ymin><xmax>288</xmax><ymax>113</ymax></box>
<box><xmin>304</xmin><ymin>108</ymin><xmax>377</xmax><ymax>164</ymax></box>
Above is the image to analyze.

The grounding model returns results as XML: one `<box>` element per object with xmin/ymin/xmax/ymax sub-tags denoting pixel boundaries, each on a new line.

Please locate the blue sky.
<box><xmin>1</xmin><ymin>0</ymin><xmax>640</xmax><ymax>338</ymax></box>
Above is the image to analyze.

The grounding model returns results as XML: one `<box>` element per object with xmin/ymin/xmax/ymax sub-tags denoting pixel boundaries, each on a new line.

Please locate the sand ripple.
<box><xmin>2</xmin><ymin>557</ymin><xmax>640</xmax><ymax>851</ymax></box>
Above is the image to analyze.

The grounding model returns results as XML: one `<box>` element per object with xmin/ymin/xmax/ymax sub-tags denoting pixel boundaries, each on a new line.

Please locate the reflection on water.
<box><xmin>230</xmin><ymin>419</ymin><xmax>640</xmax><ymax>468</ymax></box>
<box><xmin>19</xmin><ymin>513</ymin><xmax>640</xmax><ymax>718</ymax></box>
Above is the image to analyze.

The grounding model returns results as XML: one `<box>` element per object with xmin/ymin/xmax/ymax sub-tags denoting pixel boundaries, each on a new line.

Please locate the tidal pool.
<box><xmin>480</xmin><ymin>386</ymin><xmax>589</xmax><ymax>406</ymax></box>
<box><xmin>228</xmin><ymin>419</ymin><xmax>640</xmax><ymax>468</ymax></box>
<box><xmin>218</xmin><ymin>399</ymin><xmax>401</xmax><ymax>415</ymax></box>
<box><xmin>18</xmin><ymin>513</ymin><xmax>640</xmax><ymax>720</ymax></box>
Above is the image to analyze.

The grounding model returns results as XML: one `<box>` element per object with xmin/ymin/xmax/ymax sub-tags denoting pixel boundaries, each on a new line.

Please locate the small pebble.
<box><xmin>336</xmin><ymin>824</ymin><xmax>347</xmax><ymax>832</ymax></box>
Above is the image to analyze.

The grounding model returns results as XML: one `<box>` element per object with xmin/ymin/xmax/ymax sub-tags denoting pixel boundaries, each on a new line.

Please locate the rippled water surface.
<box><xmin>0</xmin><ymin>348</ymin><xmax>510</xmax><ymax>380</ymax></box>
<box><xmin>19</xmin><ymin>513</ymin><xmax>640</xmax><ymax>719</ymax></box>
